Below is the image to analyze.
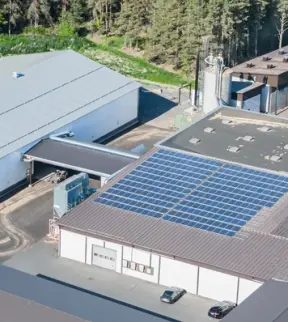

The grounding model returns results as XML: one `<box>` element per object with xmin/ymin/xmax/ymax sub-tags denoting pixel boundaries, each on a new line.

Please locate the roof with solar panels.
<box><xmin>58</xmin><ymin>107</ymin><xmax>288</xmax><ymax>282</ymax></box>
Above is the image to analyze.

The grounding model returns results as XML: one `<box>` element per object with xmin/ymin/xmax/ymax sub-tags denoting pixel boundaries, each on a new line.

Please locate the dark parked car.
<box><xmin>208</xmin><ymin>301</ymin><xmax>237</xmax><ymax>319</ymax></box>
<box><xmin>160</xmin><ymin>287</ymin><xmax>186</xmax><ymax>304</ymax></box>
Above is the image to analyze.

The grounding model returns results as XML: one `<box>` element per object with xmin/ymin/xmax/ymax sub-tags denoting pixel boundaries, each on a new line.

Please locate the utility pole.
<box><xmin>194</xmin><ymin>49</ymin><xmax>200</xmax><ymax>107</ymax></box>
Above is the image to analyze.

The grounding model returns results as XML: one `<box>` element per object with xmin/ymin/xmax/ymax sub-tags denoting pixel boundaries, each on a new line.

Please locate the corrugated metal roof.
<box><xmin>58</xmin><ymin>147</ymin><xmax>288</xmax><ymax>282</ymax></box>
<box><xmin>24</xmin><ymin>139</ymin><xmax>136</xmax><ymax>176</ymax></box>
<box><xmin>0</xmin><ymin>265</ymin><xmax>178</xmax><ymax>322</ymax></box>
<box><xmin>0</xmin><ymin>50</ymin><xmax>140</xmax><ymax>158</ymax></box>
<box><xmin>222</xmin><ymin>279</ymin><xmax>288</xmax><ymax>322</ymax></box>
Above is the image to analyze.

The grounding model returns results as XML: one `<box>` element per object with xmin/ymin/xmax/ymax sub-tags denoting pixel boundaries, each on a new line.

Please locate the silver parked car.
<box><xmin>160</xmin><ymin>287</ymin><xmax>186</xmax><ymax>304</ymax></box>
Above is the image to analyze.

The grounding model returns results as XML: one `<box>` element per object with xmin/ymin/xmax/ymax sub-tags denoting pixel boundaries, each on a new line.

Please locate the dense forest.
<box><xmin>1</xmin><ymin>0</ymin><xmax>288</xmax><ymax>73</ymax></box>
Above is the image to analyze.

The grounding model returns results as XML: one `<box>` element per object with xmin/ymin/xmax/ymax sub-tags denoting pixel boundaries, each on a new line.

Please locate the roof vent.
<box><xmin>284</xmin><ymin>144</ymin><xmax>288</xmax><ymax>150</ymax></box>
<box><xmin>204</xmin><ymin>127</ymin><xmax>215</xmax><ymax>134</ymax></box>
<box><xmin>189</xmin><ymin>137</ymin><xmax>201</xmax><ymax>145</ymax></box>
<box><xmin>279</xmin><ymin>49</ymin><xmax>286</xmax><ymax>55</ymax></box>
<box><xmin>222</xmin><ymin>119</ymin><xmax>233</xmax><ymax>125</ymax></box>
<box><xmin>258</xmin><ymin>126</ymin><xmax>271</xmax><ymax>132</ymax></box>
<box><xmin>246</xmin><ymin>63</ymin><xmax>254</xmax><ymax>68</ymax></box>
<box><xmin>243</xmin><ymin>135</ymin><xmax>255</xmax><ymax>142</ymax></box>
<box><xmin>270</xmin><ymin>155</ymin><xmax>282</xmax><ymax>162</ymax></box>
<box><xmin>283</xmin><ymin>56</ymin><xmax>288</xmax><ymax>63</ymax></box>
<box><xmin>262</xmin><ymin>56</ymin><xmax>271</xmax><ymax>61</ymax></box>
<box><xmin>228</xmin><ymin>146</ymin><xmax>241</xmax><ymax>153</ymax></box>
<box><xmin>12</xmin><ymin>72</ymin><xmax>24</xmax><ymax>79</ymax></box>
<box><xmin>267</xmin><ymin>64</ymin><xmax>275</xmax><ymax>69</ymax></box>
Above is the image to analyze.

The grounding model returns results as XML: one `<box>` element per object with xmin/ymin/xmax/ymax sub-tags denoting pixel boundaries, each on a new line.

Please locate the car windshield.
<box><xmin>163</xmin><ymin>291</ymin><xmax>174</xmax><ymax>297</ymax></box>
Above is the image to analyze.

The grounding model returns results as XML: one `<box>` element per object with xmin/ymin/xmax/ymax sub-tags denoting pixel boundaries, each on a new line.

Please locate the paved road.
<box><xmin>5</xmin><ymin>241</ymin><xmax>216</xmax><ymax>322</ymax></box>
<box><xmin>0</xmin><ymin>191</ymin><xmax>53</xmax><ymax>263</ymax></box>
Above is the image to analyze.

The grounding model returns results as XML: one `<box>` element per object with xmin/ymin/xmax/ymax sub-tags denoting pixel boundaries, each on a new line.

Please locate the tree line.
<box><xmin>1</xmin><ymin>0</ymin><xmax>288</xmax><ymax>74</ymax></box>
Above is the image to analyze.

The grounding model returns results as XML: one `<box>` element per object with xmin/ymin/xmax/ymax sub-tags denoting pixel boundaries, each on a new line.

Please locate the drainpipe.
<box><xmin>49</xmin><ymin>134</ymin><xmax>140</xmax><ymax>160</ymax></box>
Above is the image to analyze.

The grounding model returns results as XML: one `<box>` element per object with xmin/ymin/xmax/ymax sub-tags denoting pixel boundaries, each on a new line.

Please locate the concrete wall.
<box><xmin>59</xmin><ymin>229</ymin><xmax>263</xmax><ymax>304</ymax></box>
<box><xmin>0</xmin><ymin>89</ymin><xmax>138</xmax><ymax>194</ymax></box>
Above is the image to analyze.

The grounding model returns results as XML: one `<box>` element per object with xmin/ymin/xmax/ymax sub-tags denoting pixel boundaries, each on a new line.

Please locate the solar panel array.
<box><xmin>95</xmin><ymin>149</ymin><xmax>288</xmax><ymax>237</ymax></box>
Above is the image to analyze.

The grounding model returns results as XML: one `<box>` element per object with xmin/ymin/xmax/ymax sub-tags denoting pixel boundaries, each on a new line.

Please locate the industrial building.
<box><xmin>0</xmin><ymin>265</ymin><xmax>177</xmax><ymax>322</ymax></box>
<box><xmin>202</xmin><ymin>46</ymin><xmax>288</xmax><ymax>117</ymax></box>
<box><xmin>57</xmin><ymin>107</ymin><xmax>288</xmax><ymax>304</ymax></box>
<box><xmin>0</xmin><ymin>50</ymin><xmax>140</xmax><ymax>195</ymax></box>
<box><xmin>222</xmin><ymin>279</ymin><xmax>288</xmax><ymax>322</ymax></box>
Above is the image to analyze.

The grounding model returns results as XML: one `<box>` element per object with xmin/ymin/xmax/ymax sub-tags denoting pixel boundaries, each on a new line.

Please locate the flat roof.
<box><xmin>25</xmin><ymin>139</ymin><xmax>137</xmax><ymax>177</ymax></box>
<box><xmin>222</xmin><ymin>279</ymin><xmax>288</xmax><ymax>322</ymax></box>
<box><xmin>0</xmin><ymin>265</ymin><xmax>178</xmax><ymax>322</ymax></box>
<box><xmin>58</xmin><ymin>146</ymin><xmax>288</xmax><ymax>282</ymax></box>
<box><xmin>0</xmin><ymin>50</ymin><xmax>140</xmax><ymax>159</ymax></box>
<box><xmin>159</xmin><ymin>107</ymin><xmax>288</xmax><ymax>174</ymax></box>
<box><xmin>232</xmin><ymin>44</ymin><xmax>288</xmax><ymax>76</ymax></box>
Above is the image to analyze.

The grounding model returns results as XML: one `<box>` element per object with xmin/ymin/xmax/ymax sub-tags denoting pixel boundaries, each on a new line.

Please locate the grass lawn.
<box><xmin>0</xmin><ymin>35</ymin><xmax>189</xmax><ymax>86</ymax></box>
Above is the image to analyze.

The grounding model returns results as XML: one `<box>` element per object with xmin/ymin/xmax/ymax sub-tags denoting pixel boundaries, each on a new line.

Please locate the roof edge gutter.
<box><xmin>50</xmin><ymin>133</ymin><xmax>139</xmax><ymax>160</ymax></box>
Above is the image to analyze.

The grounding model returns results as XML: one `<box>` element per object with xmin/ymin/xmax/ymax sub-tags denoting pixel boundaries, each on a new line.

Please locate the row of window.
<box><xmin>93</xmin><ymin>253</ymin><xmax>116</xmax><ymax>261</ymax></box>
<box><xmin>122</xmin><ymin>260</ymin><xmax>154</xmax><ymax>275</ymax></box>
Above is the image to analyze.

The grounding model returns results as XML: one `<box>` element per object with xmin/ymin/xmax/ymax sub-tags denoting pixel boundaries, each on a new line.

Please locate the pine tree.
<box><xmin>276</xmin><ymin>0</ymin><xmax>288</xmax><ymax>49</ymax></box>
<box><xmin>3</xmin><ymin>0</ymin><xmax>22</xmax><ymax>35</ymax></box>
<box><xmin>27</xmin><ymin>0</ymin><xmax>52</xmax><ymax>27</ymax></box>
<box><xmin>116</xmin><ymin>0</ymin><xmax>152</xmax><ymax>48</ymax></box>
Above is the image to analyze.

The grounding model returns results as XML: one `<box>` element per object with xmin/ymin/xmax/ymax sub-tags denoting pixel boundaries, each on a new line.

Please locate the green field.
<box><xmin>0</xmin><ymin>35</ymin><xmax>188</xmax><ymax>86</ymax></box>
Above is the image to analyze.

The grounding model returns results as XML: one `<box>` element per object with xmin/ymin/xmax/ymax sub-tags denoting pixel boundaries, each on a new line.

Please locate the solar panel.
<box><xmin>94</xmin><ymin>150</ymin><xmax>288</xmax><ymax>237</ymax></box>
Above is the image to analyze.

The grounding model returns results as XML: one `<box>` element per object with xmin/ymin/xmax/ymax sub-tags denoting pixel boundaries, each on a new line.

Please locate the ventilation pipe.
<box><xmin>49</xmin><ymin>132</ymin><xmax>140</xmax><ymax>160</ymax></box>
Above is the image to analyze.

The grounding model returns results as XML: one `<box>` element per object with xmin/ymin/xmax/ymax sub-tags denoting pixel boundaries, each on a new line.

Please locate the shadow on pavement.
<box><xmin>37</xmin><ymin>274</ymin><xmax>180</xmax><ymax>322</ymax></box>
<box><xmin>139</xmin><ymin>87</ymin><xmax>177</xmax><ymax>124</ymax></box>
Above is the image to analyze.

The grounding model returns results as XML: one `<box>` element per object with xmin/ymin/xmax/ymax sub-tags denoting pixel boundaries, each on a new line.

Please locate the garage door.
<box><xmin>92</xmin><ymin>245</ymin><xmax>117</xmax><ymax>271</ymax></box>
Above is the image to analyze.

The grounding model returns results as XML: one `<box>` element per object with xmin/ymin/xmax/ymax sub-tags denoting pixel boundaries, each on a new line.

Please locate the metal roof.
<box><xmin>222</xmin><ymin>279</ymin><xmax>288</xmax><ymax>322</ymax></box>
<box><xmin>0</xmin><ymin>291</ymin><xmax>87</xmax><ymax>322</ymax></box>
<box><xmin>24</xmin><ymin>139</ymin><xmax>137</xmax><ymax>177</ymax></box>
<box><xmin>58</xmin><ymin>147</ymin><xmax>288</xmax><ymax>282</ymax></box>
<box><xmin>232</xmin><ymin>44</ymin><xmax>288</xmax><ymax>76</ymax></box>
<box><xmin>0</xmin><ymin>265</ymin><xmax>178</xmax><ymax>322</ymax></box>
<box><xmin>0</xmin><ymin>50</ymin><xmax>140</xmax><ymax>159</ymax></box>
<box><xmin>158</xmin><ymin>107</ymin><xmax>288</xmax><ymax>174</ymax></box>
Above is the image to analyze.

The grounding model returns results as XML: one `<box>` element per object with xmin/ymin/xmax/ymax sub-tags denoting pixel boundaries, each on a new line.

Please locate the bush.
<box><xmin>23</xmin><ymin>26</ymin><xmax>48</xmax><ymax>35</ymax></box>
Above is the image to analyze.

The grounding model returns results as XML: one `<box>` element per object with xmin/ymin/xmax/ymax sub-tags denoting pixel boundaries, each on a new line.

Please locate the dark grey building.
<box><xmin>223</xmin><ymin>279</ymin><xmax>288</xmax><ymax>322</ymax></box>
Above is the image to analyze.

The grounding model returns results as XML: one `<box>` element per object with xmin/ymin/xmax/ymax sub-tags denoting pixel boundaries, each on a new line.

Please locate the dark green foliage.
<box><xmin>0</xmin><ymin>0</ymin><xmax>287</xmax><ymax>76</ymax></box>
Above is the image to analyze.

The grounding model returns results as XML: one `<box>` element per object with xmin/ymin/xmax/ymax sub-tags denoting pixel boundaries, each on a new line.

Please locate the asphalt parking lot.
<box><xmin>4</xmin><ymin>240</ymin><xmax>216</xmax><ymax>322</ymax></box>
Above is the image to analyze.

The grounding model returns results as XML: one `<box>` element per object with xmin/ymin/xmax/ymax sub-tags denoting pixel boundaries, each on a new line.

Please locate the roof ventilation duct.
<box><xmin>189</xmin><ymin>138</ymin><xmax>201</xmax><ymax>145</ymax></box>
<box><xmin>204</xmin><ymin>127</ymin><xmax>215</xmax><ymax>134</ymax></box>
<box><xmin>246</xmin><ymin>63</ymin><xmax>254</xmax><ymax>68</ymax></box>
<box><xmin>267</xmin><ymin>64</ymin><xmax>275</xmax><ymax>69</ymax></box>
<box><xmin>279</xmin><ymin>49</ymin><xmax>286</xmax><ymax>55</ymax></box>
<box><xmin>12</xmin><ymin>72</ymin><xmax>24</xmax><ymax>79</ymax></box>
<box><xmin>228</xmin><ymin>146</ymin><xmax>241</xmax><ymax>153</ymax></box>
<box><xmin>270</xmin><ymin>155</ymin><xmax>282</xmax><ymax>162</ymax></box>
<box><xmin>243</xmin><ymin>135</ymin><xmax>255</xmax><ymax>142</ymax></box>
<box><xmin>283</xmin><ymin>56</ymin><xmax>288</xmax><ymax>63</ymax></box>
<box><xmin>222</xmin><ymin>119</ymin><xmax>233</xmax><ymax>125</ymax></box>
<box><xmin>258</xmin><ymin>126</ymin><xmax>272</xmax><ymax>132</ymax></box>
<box><xmin>262</xmin><ymin>56</ymin><xmax>271</xmax><ymax>61</ymax></box>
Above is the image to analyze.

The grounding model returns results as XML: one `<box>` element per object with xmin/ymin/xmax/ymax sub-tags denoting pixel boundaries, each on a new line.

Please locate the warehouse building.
<box><xmin>0</xmin><ymin>50</ymin><xmax>140</xmax><ymax>195</ymax></box>
<box><xmin>57</xmin><ymin>107</ymin><xmax>288</xmax><ymax>304</ymax></box>
<box><xmin>0</xmin><ymin>265</ymin><xmax>177</xmax><ymax>322</ymax></box>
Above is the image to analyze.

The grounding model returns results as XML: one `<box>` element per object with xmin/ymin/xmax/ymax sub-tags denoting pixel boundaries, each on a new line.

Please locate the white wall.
<box><xmin>0</xmin><ymin>89</ymin><xmax>138</xmax><ymax>194</ymax></box>
<box><xmin>70</xmin><ymin>89</ymin><xmax>138</xmax><ymax>142</ymax></box>
<box><xmin>122</xmin><ymin>247</ymin><xmax>160</xmax><ymax>283</ymax></box>
<box><xmin>60</xmin><ymin>229</ymin><xmax>86</xmax><ymax>263</ymax></box>
<box><xmin>198</xmin><ymin>267</ymin><xmax>238</xmax><ymax>302</ymax></box>
<box><xmin>159</xmin><ymin>257</ymin><xmax>198</xmax><ymax>294</ymax></box>
<box><xmin>238</xmin><ymin>278</ymin><xmax>262</xmax><ymax>303</ymax></box>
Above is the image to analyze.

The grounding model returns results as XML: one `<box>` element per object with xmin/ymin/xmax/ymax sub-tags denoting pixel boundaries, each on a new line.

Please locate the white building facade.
<box><xmin>59</xmin><ymin>229</ymin><xmax>262</xmax><ymax>304</ymax></box>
